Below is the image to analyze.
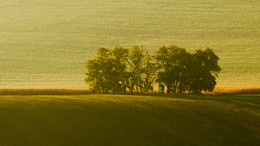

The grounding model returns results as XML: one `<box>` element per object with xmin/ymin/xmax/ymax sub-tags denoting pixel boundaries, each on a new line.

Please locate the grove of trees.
<box><xmin>85</xmin><ymin>45</ymin><xmax>221</xmax><ymax>94</ymax></box>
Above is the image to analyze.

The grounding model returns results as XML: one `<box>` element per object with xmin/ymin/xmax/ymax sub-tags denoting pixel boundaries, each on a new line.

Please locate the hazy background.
<box><xmin>0</xmin><ymin>0</ymin><xmax>259</xmax><ymax>86</ymax></box>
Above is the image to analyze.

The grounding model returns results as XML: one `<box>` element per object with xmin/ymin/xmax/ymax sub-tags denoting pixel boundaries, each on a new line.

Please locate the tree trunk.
<box><xmin>167</xmin><ymin>84</ymin><xmax>170</xmax><ymax>94</ymax></box>
<box><xmin>136</xmin><ymin>83</ymin><xmax>139</xmax><ymax>93</ymax></box>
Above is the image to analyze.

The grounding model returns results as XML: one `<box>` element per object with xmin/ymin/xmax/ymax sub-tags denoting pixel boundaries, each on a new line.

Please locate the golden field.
<box><xmin>0</xmin><ymin>85</ymin><xmax>259</xmax><ymax>95</ymax></box>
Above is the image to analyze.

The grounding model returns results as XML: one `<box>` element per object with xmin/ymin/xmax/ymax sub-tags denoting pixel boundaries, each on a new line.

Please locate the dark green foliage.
<box><xmin>155</xmin><ymin>46</ymin><xmax>221</xmax><ymax>94</ymax></box>
<box><xmin>188</xmin><ymin>48</ymin><xmax>221</xmax><ymax>93</ymax></box>
<box><xmin>85</xmin><ymin>46</ymin><xmax>129</xmax><ymax>93</ymax></box>
<box><xmin>128</xmin><ymin>46</ymin><xmax>145</xmax><ymax>93</ymax></box>
<box><xmin>85</xmin><ymin>45</ymin><xmax>221</xmax><ymax>94</ymax></box>
<box><xmin>85</xmin><ymin>48</ymin><xmax>111</xmax><ymax>92</ymax></box>
<box><xmin>111</xmin><ymin>46</ymin><xmax>129</xmax><ymax>93</ymax></box>
<box><xmin>85</xmin><ymin>45</ymin><xmax>158</xmax><ymax>93</ymax></box>
<box><xmin>155</xmin><ymin>45</ymin><xmax>189</xmax><ymax>93</ymax></box>
<box><xmin>143</xmin><ymin>52</ymin><xmax>158</xmax><ymax>92</ymax></box>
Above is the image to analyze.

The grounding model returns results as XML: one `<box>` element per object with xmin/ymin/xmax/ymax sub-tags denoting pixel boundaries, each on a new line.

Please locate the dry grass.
<box><xmin>0</xmin><ymin>85</ymin><xmax>259</xmax><ymax>95</ymax></box>
<box><xmin>209</xmin><ymin>84</ymin><xmax>260</xmax><ymax>95</ymax></box>
<box><xmin>0</xmin><ymin>86</ymin><xmax>90</xmax><ymax>95</ymax></box>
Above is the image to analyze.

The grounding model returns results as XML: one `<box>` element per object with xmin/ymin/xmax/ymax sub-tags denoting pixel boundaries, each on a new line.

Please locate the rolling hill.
<box><xmin>0</xmin><ymin>94</ymin><xmax>259</xmax><ymax>145</ymax></box>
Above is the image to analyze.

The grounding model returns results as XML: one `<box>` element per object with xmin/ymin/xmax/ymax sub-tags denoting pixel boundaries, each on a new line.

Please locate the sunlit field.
<box><xmin>212</xmin><ymin>84</ymin><xmax>260</xmax><ymax>94</ymax></box>
<box><xmin>0</xmin><ymin>85</ymin><xmax>259</xmax><ymax>95</ymax></box>
<box><xmin>0</xmin><ymin>94</ymin><xmax>259</xmax><ymax>145</ymax></box>
<box><xmin>0</xmin><ymin>0</ymin><xmax>259</xmax><ymax>86</ymax></box>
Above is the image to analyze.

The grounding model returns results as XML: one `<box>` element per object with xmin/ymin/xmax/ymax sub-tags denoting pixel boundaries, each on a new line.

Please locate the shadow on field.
<box><xmin>0</xmin><ymin>94</ymin><xmax>259</xmax><ymax>145</ymax></box>
<box><xmin>0</xmin><ymin>88</ymin><xmax>91</xmax><ymax>95</ymax></box>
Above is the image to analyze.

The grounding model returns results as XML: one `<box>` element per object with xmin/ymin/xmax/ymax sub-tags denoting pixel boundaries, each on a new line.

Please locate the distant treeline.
<box><xmin>85</xmin><ymin>45</ymin><xmax>221</xmax><ymax>94</ymax></box>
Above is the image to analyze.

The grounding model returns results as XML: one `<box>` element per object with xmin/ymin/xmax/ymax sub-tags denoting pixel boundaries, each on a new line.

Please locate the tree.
<box><xmin>128</xmin><ymin>46</ymin><xmax>145</xmax><ymax>93</ymax></box>
<box><xmin>155</xmin><ymin>45</ymin><xmax>221</xmax><ymax>94</ymax></box>
<box><xmin>168</xmin><ymin>46</ymin><xmax>189</xmax><ymax>93</ymax></box>
<box><xmin>189</xmin><ymin>48</ymin><xmax>221</xmax><ymax>93</ymax></box>
<box><xmin>85</xmin><ymin>45</ymin><xmax>221</xmax><ymax>94</ymax></box>
<box><xmin>155</xmin><ymin>45</ymin><xmax>189</xmax><ymax>93</ymax></box>
<box><xmin>85</xmin><ymin>46</ymin><xmax>130</xmax><ymax>93</ymax></box>
<box><xmin>155</xmin><ymin>46</ymin><xmax>172</xmax><ymax>93</ymax></box>
<box><xmin>173</xmin><ymin>50</ymin><xmax>192</xmax><ymax>93</ymax></box>
<box><xmin>84</xmin><ymin>58</ymin><xmax>99</xmax><ymax>92</ymax></box>
<box><xmin>111</xmin><ymin>45</ymin><xmax>129</xmax><ymax>93</ymax></box>
<box><xmin>143</xmin><ymin>52</ymin><xmax>158</xmax><ymax>92</ymax></box>
<box><xmin>85</xmin><ymin>47</ymin><xmax>114</xmax><ymax>93</ymax></box>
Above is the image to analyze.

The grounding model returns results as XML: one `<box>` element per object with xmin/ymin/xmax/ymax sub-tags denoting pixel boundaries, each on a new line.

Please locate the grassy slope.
<box><xmin>0</xmin><ymin>94</ymin><xmax>259</xmax><ymax>145</ymax></box>
<box><xmin>0</xmin><ymin>0</ymin><xmax>259</xmax><ymax>86</ymax></box>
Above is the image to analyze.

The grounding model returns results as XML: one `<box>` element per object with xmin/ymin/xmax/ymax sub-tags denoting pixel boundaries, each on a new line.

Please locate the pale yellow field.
<box><xmin>212</xmin><ymin>84</ymin><xmax>260</xmax><ymax>94</ymax></box>
<box><xmin>0</xmin><ymin>85</ymin><xmax>259</xmax><ymax>95</ymax></box>
<box><xmin>0</xmin><ymin>0</ymin><xmax>259</xmax><ymax>86</ymax></box>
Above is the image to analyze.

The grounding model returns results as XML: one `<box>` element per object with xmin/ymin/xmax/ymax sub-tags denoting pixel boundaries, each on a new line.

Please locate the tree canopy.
<box><xmin>85</xmin><ymin>45</ymin><xmax>221</xmax><ymax>94</ymax></box>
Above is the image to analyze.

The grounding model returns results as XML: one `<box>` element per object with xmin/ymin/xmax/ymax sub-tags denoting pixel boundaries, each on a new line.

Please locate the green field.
<box><xmin>0</xmin><ymin>0</ymin><xmax>259</xmax><ymax>86</ymax></box>
<box><xmin>0</xmin><ymin>94</ymin><xmax>259</xmax><ymax>145</ymax></box>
